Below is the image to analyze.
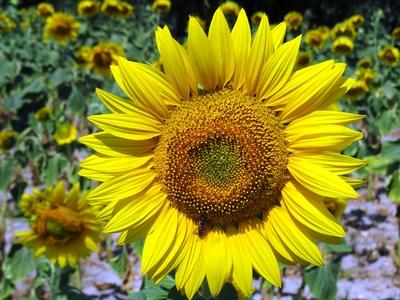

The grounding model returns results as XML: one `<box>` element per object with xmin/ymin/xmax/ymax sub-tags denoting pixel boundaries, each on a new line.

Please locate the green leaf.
<box><xmin>381</xmin><ymin>82</ymin><xmax>396</xmax><ymax>99</ymax></box>
<box><xmin>43</xmin><ymin>154</ymin><xmax>67</xmax><ymax>185</ymax></box>
<box><xmin>388</xmin><ymin>170</ymin><xmax>400</xmax><ymax>202</ymax></box>
<box><xmin>3</xmin><ymin>247</ymin><xmax>36</xmax><ymax>283</ymax></box>
<box><xmin>110</xmin><ymin>247</ymin><xmax>129</xmax><ymax>276</ymax></box>
<box><xmin>0</xmin><ymin>159</ymin><xmax>18</xmax><ymax>191</ymax></box>
<box><xmin>304</xmin><ymin>261</ymin><xmax>340</xmax><ymax>300</ymax></box>
<box><xmin>4</xmin><ymin>93</ymin><xmax>23</xmax><ymax>111</ymax></box>
<box><xmin>323</xmin><ymin>239</ymin><xmax>352</xmax><ymax>254</ymax></box>
<box><xmin>143</xmin><ymin>276</ymin><xmax>175</xmax><ymax>300</ymax></box>
<box><xmin>0</xmin><ymin>278</ymin><xmax>13</xmax><ymax>299</ymax></box>
<box><xmin>129</xmin><ymin>291</ymin><xmax>147</xmax><ymax>300</ymax></box>
<box><xmin>20</xmin><ymin>77</ymin><xmax>46</xmax><ymax>96</ymax></box>
<box><xmin>375</xmin><ymin>108</ymin><xmax>400</xmax><ymax>136</ymax></box>
<box><xmin>381</xmin><ymin>142</ymin><xmax>400</xmax><ymax>161</ymax></box>
<box><xmin>68</xmin><ymin>86</ymin><xmax>85</xmax><ymax>115</ymax></box>
<box><xmin>49</xmin><ymin>69</ymin><xmax>71</xmax><ymax>87</ymax></box>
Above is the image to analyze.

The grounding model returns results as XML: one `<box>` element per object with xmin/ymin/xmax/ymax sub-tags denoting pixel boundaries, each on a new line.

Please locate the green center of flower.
<box><xmin>154</xmin><ymin>89</ymin><xmax>290</xmax><ymax>230</ymax></box>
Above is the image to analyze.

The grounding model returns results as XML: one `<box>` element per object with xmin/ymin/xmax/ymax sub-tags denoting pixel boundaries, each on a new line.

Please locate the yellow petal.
<box><xmin>110</xmin><ymin>65</ymin><xmax>130</xmax><ymax>98</ymax></box>
<box><xmin>288</xmin><ymin>156</ymin><xmax>359</xmax><ymax>198</ymax></box>
<box><xmin>293</xmin><ymin>152</ymin><xmax>366</xmax><ymax>175</ymax></box>
<box><xmin>80</xmin><ymin>153</ymin><xmax>152</xmax><ymax>174</ymax></box>
<box><xmin>231</xmin><ymin>9</ymin><xmax>251</xmax><ymax>90</ymax></box>
<box><xmin>271</xmin><ymin>22</ymin><xmax>286</xmax><ymax>50</ymax></box>
<box><xmin>84</xmin><ymin>235</ymin><xmax>99</xmax><ymax>252</ymax></box>
<box><xmin>269</xmin><ymin>206</ymin><xmax>324</xmax><ymax>266</ymax></box>
<box><xmin>58</xmin><ymin>255</ymin><xmax>67</xmax><ymax>268</ymax></box>
<box><xmin>187</xmin><ymin>16</ymin><xmax>218</xmax><ymax>91</ymax></box>
<box><xmin>104</xmin><ymin>184</ymin><xmax>165</xmax><ymax>232</ymax></box>
<box><xmin>52</xmin><ymin>181</ymin><xmax>65</xmax><ymax>204</ymax></box>
<box><xmin>155</xmin><ymin>26</ymin><xmax>197</xmax><ymax>99</ymax></box>
<box><xmin>341</xmin><ymin>176</ymin><xmax>366</xmax><ymax>188</ymax></box>
<box><xmin>78</xmin><ymin>169</ymin><xmax>113</xmax><ymax>182</ymax></box>
<box><xmin>240</xmin><ymin>221</ymin><xmax>281</xmax><ymax>287</ymax></box>
<box><xmin>282</xmin><ymin>181</ymin><xmax>345</xmax><ymax>237</ymax></box>
<box><xmin>88</xmin><ymin>114</ymin><xmax>162</xmax><ymax>141</ymax></box>
<box><xmin>208</xmin><ymin>8</ymin><xmax>235</xmax><ymax>87</ymax></box>
<box><xmin>96</xmin><ymin>88</ymin><xmax>138</xmax><ymax>114</ymax></box>
<box><xmin>204</xmin><ymin>228</ymin><xmax>232</xmax><ymax>296</ymax></box>
<box><xmin>87</xmin><ymin>169</ymin><xmax>156</xmax><ymax>205</ymax></box>
<box><xmin>80</xmin><ymin>132</ymin><xmax>156</xmax><ymax>157</ymax></box>
<box><xmin>117</xmin><ymin>58</ymin><xmax>171</xmax><ymax>119</ymax></box>
<box><xmin>117</xmin><ymin>220</ymin><xmax>155</xmax><ymax>245</ymax></box>
<box><xmin>287</xmin><ymin>124</ymin><xmax>363</xmax><ymax>152</ymax></box>
<box><xmin>256</xmin><ymin>36</ymin><xmax>301</xmax><ymax>100</ymax></box>
<box><xmin>245</xmin><ymin>13</ymin><xmax>273</xmax><ymax>95</ymax></box>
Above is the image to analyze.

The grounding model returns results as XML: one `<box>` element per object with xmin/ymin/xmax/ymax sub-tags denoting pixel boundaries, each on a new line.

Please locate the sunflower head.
<box><xmin>88</xmin><ymin>42</ymin><xmax>124</xmax><ymax>76</ymax></box>
<box><xmin>0</xmin><ymin>130</ymin><xmax>17</xmax><ymax>150</ymax></box>
<box><xmin>43</xmin><ymin>13</ymin><xmax>80</xmax><ymax>45</ymax></box>
<box><xmin>54</xmin><ymin>123</ymin><xmax>78</xmax><ymax>145</ymax></box>
<box><xmin>81</xmin><ymin>8</ymin><xmax>364</xmax><ymax>298</ymax></box>
<box><xmin>295</xmin><ymin>50</ymin><xmax>312</xmax><ymax>68</ymax></box>
<box><xmin>378</xmin><ymin>46</ymin><xmax>400</xmax><ymax>67</ymax></box>
<box><xmin>0</xmin><ymin>12</ymin><xmax>15</xmax><ymax>33</ymax></box>
<box><xmin>284</xmin><ymin>11</ymin><xmax>303</xmax><ymax>30</ymax></box>
<box><xmin>19</xmin><ymin>188</ymin><xmax>49</xmax><ymax>218</ymax></box>
<box><xmin>347</xmin><ymin>15</ymin><xmax>364</xmax><ymax>28</ymax></box>
<box><xmin>75</xmin><ymin>45</ymin><xmax>93</xmax><ymax>66</ymax></box>
<box><xmin>118</xmin><ymin>2</ymin><xmax>133</xmax><ymax>18</ymax></box>
<box><xmin>151</xmin><ymin>0</ymin><xmax>171</xmax><ymax>13</ymax></box>
<box><xmin>332</xmin><ymin>21</ymin><xmax>356</xmax><ymax>39</ymax></box>
<box><xmin>35</xmin><ymin>106</ymin><xmax>52</xmax><ymax>121</ymax></box>
<box><xmin>304</xmin><ymin>29</ymin><xmax>326</xmax><ymax>48</ymax></box>
<box><xmin>36</xmin><ymin>2</ymin><xmax>55</xmax><ymax>18</ymax></box>
<box><xmin>16</xmin><ymin>181</ymin><xmax>102</xmax><ymax>267</ymax></box>
<box><xmin>219</xmin><ymin>1</ymin><xmax>240</xmax><ymax>17</ymax></box>
<box><xmin>251</xmin><ymin>11</ymin><xmax>264</xmax><ymax>25</ymax></box>
<box><xmin>332</xmin><ymin>37</ymin><xmax>354</xmax><ymax>55</ymax></box>
<box><xmin>358</xmin><ymin>57</ymin><xmax>372</xmax><ymax>69</ymax></box>
<box><xmin>344</xmin><ymin>79</ymin><xmax>369</xmax><ymax>100</ymax></box>
<box><xmin>392</xmin><ymin>27</ymin><xmax>400</xmax><ymax>40</ymax></box>
<box><xmin>355</xmin><ymin>68</ymin><xmax>375</xmax><ymax>86</ymax></box>
<box><xmin>77</xmin><ymin>0</ymin><xmax>100</xmax><ymax>18</ymax></box>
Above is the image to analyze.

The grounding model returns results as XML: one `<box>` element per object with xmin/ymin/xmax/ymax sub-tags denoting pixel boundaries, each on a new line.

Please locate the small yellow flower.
<box><xmin>54</xmin><ymin>123</ymin><xmax>78</xmax><ymax>145</ymax></box>
<box><xmin>295</xmin><ymin>51</ymin><xmax>312</xmax><ymax>68</ymax></box>
<box><xmin>304</xmin><ymin>29</ymin><xmax>326</xmax><ymax>48</ymax></box>
<box><xmin>378</xmin><ymin>46</ymin><xmax>400</xmax><ymax>67</ymax></box>
<box><xmin>358</xmin><ymin>57</ymin><xmax>372</xmax><ymax>69</ymax></box>
<box><xmin>16</xmin><ymin>181</ymin><xmax>102</xmax><ymax>268</ymax></box>
<box><xmin>392</xmin><ymin>27</ymin><xmax>400</xmax><ymax>40</ymax></box>
<box><xmin>35</xmin><ymin>106</ymin><xmax>52</xmax><ymax>121</ymax></box>
<box><xmin>344</xmin><ymin>80</ymin><xmax>369</xmax><ymax>100</ymax></box>
<box><xmin>219</xmin><ymin>1</ymin><xmax>240</xmax><ymax>17</ymax></box>
<box><xmin>19</xmin><ymin>20</ymin><xmax>30</xmax><ymax>30</ymax></box>
<box><xmin>284</xmin><ymin>11</ymin><xmax>303</xmax><ymax>30</ymax></box>
<box><xmin>88</xmin><ymin>42</ymin><xmax>124</xmax><ymax>76</ymax></box>
<box><xmin>78</xmin><ymin>0</ymin><xmax>100</xmax><ymax>18</ymax></box>
<box><xmin>151</xmin><ymin>0</ymin><xmax>171</xmax><ymax>13</ymax></box>
<box><xmin>332</xmin><ymin>37</ymin><xmax>354</xmax><ymax>55</ymax></box>
<box><xmin>118</xmin><ymin>1</ymin><xmax>133</xmax><ymax>18</ymax></box>
<box><xmin>0</xmin><ymin>130</ymin><xmax>17</xmax><ymax>150</ymax></box>
<box><xmin>355</xmin><ymin>68</ymin><xmax>375</xmax><ymax>86</ymax></box>
<box><xmin>347</xmin><ymin>15</ymin><xmax>364</xmax><ymax>29</ymax></box>
<box><xmin>43</xmin><ymin>13</ymin><xmax>80</xmax><ymax>45</ymax></box>
<box><xmin>19</xmin><ymin>188</ymin><xmax>48</xmax><ymax>218</ymax></box>
<box><xmin>332</xmin><ymin>21</ymin><xmax>356</xmax><ymax>39</ymax></box>
<box><xmin>0</xmin><ymin>12</ymin><xmax>15</xmax><ymax>33</ymax></box>
<box><xmin>75</xmin><ymin>46</ymin><xmax>93</xmax><ymax>67</ymax></box>
<box><xmin>36</xmin><ymin>2</ymin><xmax>55</xmax><ymax>18</ymax></box>
<box><xmin>251</xmin><ymin>11</ymin><xmax>264</xmax><ymax>25</ymax></box>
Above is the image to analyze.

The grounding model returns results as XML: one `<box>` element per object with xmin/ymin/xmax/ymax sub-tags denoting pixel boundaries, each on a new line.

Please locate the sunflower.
<box><xmin>219</xmin><ymin>1</ymin><xmax>240</xmax><ymax>17</ymax></box>
<box><xmin>101</xmin><ymin>0</ymin><xmax>121</xmax><ymax>16</ymax></box>
<box><xmin>88</xmin><ymin>41</ymin><xmax>124</xmax><ymax>76</ymax></box>
<box><xmin>75</xmin><ymin>45</ymin><xmax>93</xmax><ymax>67</ymax></box>
<box><xmin>392</xmin><ymin>27</ymin><xmax>400</xmax><ymax>40</ymax></box>
<box><xmin>36</xmin><ymin>2</ymin><xmax>55</xmax><ymax>18</ymax></box>
<box><xmin>43</xmin><ymin>13</ymin><xmax>80</xmax><ymax>45</ymax></box>
<box><xmin>344</xmin><ymin>80</ymin><xmax>369</xmax><ymax>100</ymax></box>
<box><xmin>332</xmin><ymin>37</ymin><xmax>354</xmax><ymax>55</ymax></box>
<box><xmin>0</xmin><ymin>12</ymin><xmax>15</xmax><ymax>33</ymax></box>
<box><xmin>151</xmin><ymin>0</ymin><xmax>171</xmax><ymax>13</ymax></box>
<box><xmin>347</xmin><ymin>15</ymin><xmax>364</xmax><ymax>29</ymax></box>
<box><xmin>332</xmin><ymin>21</ymin><xmax>356</xmax><ymax>39</ymax></box>
<box><xmin>80</xmin><ymin>9</ymin><xmax>364</xmax><ymax>298</ymax></box>
<box><xmin>15</xmin><ymin>181</ymin><xmax>102</xmax><ymax>268</ymax></box>
<box><xmin>284</xmin><ymin>11</ymin><xmax>303</xmax><ymax>30</ymax></box>
<box><xmin>54</xmin><ymin>123</ymin><xmax>78</xmax><ymax>145</ymax></box>
<box><xmin>117</xmin><ymin>1</ymin><xmax>133</xmax><ymax>18</ymax></box>
<box><xmin>0</xmin><ymin>130</ymin><xmax>17</xmax><ymax>150</ymax></box>
<box><xmin>295</xmin><ymin>50</ymin><xmax>312</xmax><ymax>68</ymax></box>
<box><xmin>19</xmin><ymin>188</ymin><xmax>48</xmax><ymax>218</ymax></box>
<box><xmin>358</xmin><ymin>57</ymin><xmax>372</xmax><ymax>69</ymax></box>
<box><xmin>35</xmin><ymin>106</ymin><xmax>52</xmax><ymax>121</ymax></box>
<box><xmin>378</xmin><ymin>46</ymin><xmax>400</xmax><ymax>67</ymax></box>
<box><xmin>251</xmin><ymin>11</ymin><xmax>264</xmax><ymax>25</ymax></box>
<box><xmin>355</xmin><ymin>68</ymin><xmax>375</xmax><ymax>86</ymax></box>
<box><xmin>304</xmin><ymin>29</ymin><xmax>327</xmax><ymax>49</ymax></box>
<box><xmin>77</xmin><ymin>0</ymin><xmax>100</xmax><ymax>18</ymax></box>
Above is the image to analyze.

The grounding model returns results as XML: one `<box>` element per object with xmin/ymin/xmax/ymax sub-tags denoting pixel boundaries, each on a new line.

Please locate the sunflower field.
<box><xmin>1</xmin><ymin>0</ymin><xmax>400</xmax><ymax>299</ymax></box>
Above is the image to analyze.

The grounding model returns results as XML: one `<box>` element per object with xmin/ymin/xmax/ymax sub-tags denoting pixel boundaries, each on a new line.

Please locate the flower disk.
<box><xmin>155</xmin><ymin>89</ymin><xmax>289</xmax><ymax>226</ymax></box>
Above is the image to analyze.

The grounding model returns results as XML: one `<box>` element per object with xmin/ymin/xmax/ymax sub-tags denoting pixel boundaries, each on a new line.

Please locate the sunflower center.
<box><xmin>54</xmin><ymin>22</ymin><xmax>70</xmax><ymax>35</ymax></box>
<box><xmin>154</xmin><ymin>89</ymin><xmax>289</xmax><ymax>228</ymax></box>
<box><xmin>36</xmin><ymin>206</ymin><xmax>82</xmax><ymax>244</ymax></box>
<box><xmin>93</xmin><ymin>51</ymin><xmax>113</xmax><ymax>68</ymax></box>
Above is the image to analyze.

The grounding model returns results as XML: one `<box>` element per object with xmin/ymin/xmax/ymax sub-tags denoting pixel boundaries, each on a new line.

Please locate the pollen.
<box><xmin>154</xmin><ymin>89</ymin><xmax>289</xmax><ymax>227</ymax></box>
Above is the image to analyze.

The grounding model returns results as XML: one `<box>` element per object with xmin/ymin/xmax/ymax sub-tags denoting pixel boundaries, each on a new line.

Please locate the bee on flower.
<box><xmin>16</xmin><ymin>181</ymin><xmax>102</xmax><ymax>268</ymax></box>
<box><xmin>378</xmin><ymin>46</ymin><xmax>400</xmax><ymax>67</ymax></box>
<box><xmin>284</xmin><ymin>11</ymin><xmax>303</xmax><ymax>30</ymax></box>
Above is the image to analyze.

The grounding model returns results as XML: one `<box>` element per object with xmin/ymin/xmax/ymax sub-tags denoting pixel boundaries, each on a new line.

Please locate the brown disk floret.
<box><xmin>154</xmin><ymin>89</ymin><xmax>289</xmax><ymax>227</ymax></box>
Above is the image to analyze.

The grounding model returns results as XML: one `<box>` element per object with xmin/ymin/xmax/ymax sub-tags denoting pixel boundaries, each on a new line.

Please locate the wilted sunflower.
<box><xmin>36</xmin><ymin>2</ymin><xmax>55</xmax><ymax>18</ymax></box>
<box><xmin>16</xmin><ymin>181</ymin><xmax>102</xmax><ymax>268</ymax></box>
<box><xmin>43</xmin><ymin>13</ymin><xmax>80</xmax><ymax>44</ymax></box>
<box><xmin>151</xmin><ymin>0</ymin><xmax>171</xmax><ymax>13</ymax></box>
<box><xmin>0</xmin><ymin>12</ymin><xmax>15</xmax><ymax>33</ymax></box>
<box><xmin>88</xmin><ymin>41</ymin><xmax>124</xmax><ymax>76</ymax></box>
<box><xmin>332</xmin><ymin>37</ymin><xmax>354</xmax><ymax>55</ymax></box>
<box><xmin>54</xmin><ymin>123</ymin><xmax>78</xmax><ymax>145</ymax></box>
<box><xmin>344</xmin><ymin>80</ymin><xmax>369</xmax><ymax>100</ymax></box>
<box><xmin>77</xmin><ymin>0</ymin><xmax>100</xmax><ymax>18</ymax></box>
<box><xmin>80</xmin><ymin>9</ymin><xmax>364</xmax><ymax>298</ymax></box>
<box><xmin>284</xmin><ymin>11</ymin><xmax>303</xmax><ymax>30</ymax></box>
<box><xmin>378</xmin><ymin>46</ymin><xmax>400</xmax><ymax>67</ymax></box>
